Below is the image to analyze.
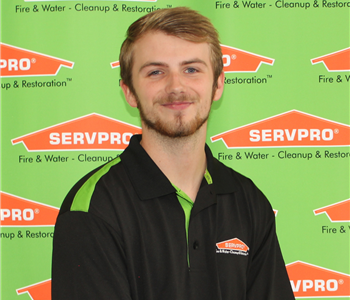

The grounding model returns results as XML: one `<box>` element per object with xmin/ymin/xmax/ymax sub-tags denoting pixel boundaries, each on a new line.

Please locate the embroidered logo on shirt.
<box><xmin>216</xmin><ymin>238</ymin><xmax>249</xmax><ymax>256</ymax></box>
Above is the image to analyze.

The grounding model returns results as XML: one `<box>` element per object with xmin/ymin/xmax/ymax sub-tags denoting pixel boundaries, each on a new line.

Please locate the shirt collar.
<box><xmin>120</xmin><ymin>135</ymin><xmax>238</xmax><ymax>201</ymax></box>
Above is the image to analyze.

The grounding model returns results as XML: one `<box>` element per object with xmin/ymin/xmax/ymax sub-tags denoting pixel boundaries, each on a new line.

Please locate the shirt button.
<box><xmin>193</xmin><ymin>241</ymin><xmax>199</xmax><ymax>250</ymax></box>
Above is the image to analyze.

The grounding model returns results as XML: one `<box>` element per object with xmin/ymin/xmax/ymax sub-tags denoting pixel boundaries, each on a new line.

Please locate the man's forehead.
<box><xmin>132</xmin><ymin>31</ymin><xmax>211</xmax><ymax>63</ymax></box>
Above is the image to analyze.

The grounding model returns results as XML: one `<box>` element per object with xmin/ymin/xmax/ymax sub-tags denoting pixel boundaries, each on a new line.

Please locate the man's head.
<box><xmin>119</xmin><ymin>7</ymin><xmax>223</xmax><ymax>96</ymax></box>
<box><xmin>120</xmin><ymin>7</ymin><xmax>224</xmax><ymax>139</ymax></box>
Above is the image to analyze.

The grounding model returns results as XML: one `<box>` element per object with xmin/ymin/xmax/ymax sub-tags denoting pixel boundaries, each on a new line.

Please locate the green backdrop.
<box><xmin>1</xmin><ymin>0</ymin><xmax>349</xmax><ymax>299</ymax></box>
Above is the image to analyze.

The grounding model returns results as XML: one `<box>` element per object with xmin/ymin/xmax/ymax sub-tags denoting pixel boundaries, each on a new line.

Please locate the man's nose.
<box><xmin>165</xmin><ymin>72</ymin><xmax>186</xmax><ymax>95</ymax></box>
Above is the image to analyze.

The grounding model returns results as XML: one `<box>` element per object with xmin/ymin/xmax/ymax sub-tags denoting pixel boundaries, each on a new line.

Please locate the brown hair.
<box><xmin>119</xmin><ymin>7</ymin><xmax>223</xmax><ymax>95</ymax></box>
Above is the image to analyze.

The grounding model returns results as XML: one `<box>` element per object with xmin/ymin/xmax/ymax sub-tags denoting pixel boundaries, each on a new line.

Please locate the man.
<box><xmin>52</xmin><ymin>7</ymin><xmax>295</xmax><ymax>300</ymax></box>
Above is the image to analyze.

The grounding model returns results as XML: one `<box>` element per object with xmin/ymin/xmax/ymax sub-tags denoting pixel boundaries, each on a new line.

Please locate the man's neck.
<box><xmin>140</xmin><ymin>126</ymin><xmax>207</xmax><ymax>202</ymax></box>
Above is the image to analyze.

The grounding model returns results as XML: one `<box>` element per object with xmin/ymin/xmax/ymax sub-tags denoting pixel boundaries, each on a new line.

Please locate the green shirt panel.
<box><xmin>70</xmin><ymin>157</ymin><xmax>121</xmax><ymax>212</ymax></box>
<box><xmin>173</xmin><ymin>169</ymin><xmax>213</xmax><ymax>241</ymax></box>
<box><xmin>173</xmin><ymin>169</ymin><xmax>213</xmax><ymax>266</ymax></box>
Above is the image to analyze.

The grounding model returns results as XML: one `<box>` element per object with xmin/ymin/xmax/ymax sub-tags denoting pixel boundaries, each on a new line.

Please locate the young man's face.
<box><xmin>121</xmin><ymin>31</ymin><xmax>224</xmax><ymax>138</ymax></box>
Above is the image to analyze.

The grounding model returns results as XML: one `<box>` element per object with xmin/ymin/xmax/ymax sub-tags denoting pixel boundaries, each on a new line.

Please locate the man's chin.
<box><xmin>147</xmin><ymin>125</ymin><xmax>193</xmax><ymax>138</ymax></box>
<box><xmin>143</xmin><ymin>118</ymin><xmax>207</xmax><ymax>139</ymax></box>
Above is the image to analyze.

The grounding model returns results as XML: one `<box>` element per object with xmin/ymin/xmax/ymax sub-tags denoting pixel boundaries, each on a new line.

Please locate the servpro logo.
<box><xmin>314</xmin><ymin>199</ymin><xmax>350</xmax><ymax>222</ymax></box>
<box><xmin>211</xmin><ymin>110</ymin><xmax>350</xmax><ymax>148</ymax></box>
<box><xmin>0</xmin><ymin>192</ymin><xmax>59</xmax><ymax>227</ymax></box>
<box><xmin>111</xmin><ymin>45</ymin><xmax>274</xmax><ymax>73</ymax></box>
<box><xmin>287</xmin><ymin>261</ymin><xmax>350</xmax><ymax>298</ymax></box>
<box><xmin>216</xmin><ymin>238</ymin><xmax>249</xmax><ymax>256</ymax></box>
<box><xmin>0</xmin><ymin>43</ymin><xmax>74</xmax><ymax>77</ymax></box>
<box><xmin>311</xmin><ymin>47</ymin><xmax>350</xmax><ymax>72</ymax></box>
<box><xmin>11</xmin><ymin>113</ymin><xmax>142</xmax><ymax>151</ymax></box>
<box><xmin>221</xmin><ymin>45</ymin><xmax>274</xmax><ymax>72</ymax></box>
<box><xmin>17</xmin><ymin>279</ymin><xmax>51</xmax><ymax>300</ymax></box>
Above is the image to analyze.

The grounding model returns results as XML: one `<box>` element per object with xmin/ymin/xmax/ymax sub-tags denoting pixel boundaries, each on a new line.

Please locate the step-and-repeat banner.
<box><xmin>1</xmin><ymin>0</ymin><xmax>349</xmax><ymax>299</ymax></box>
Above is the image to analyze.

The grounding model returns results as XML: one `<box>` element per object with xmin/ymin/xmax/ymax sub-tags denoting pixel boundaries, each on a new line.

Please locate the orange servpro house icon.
<box><xmin>211</xmin><ymin>110</ymin><xmax>350</xmax><ymax>148</ymax></box>
<box><xmin>110</xmin><ymin>45</ymin><xmax>274</xmax><ymax>73</ymax></box>
<box><xmin>11</xmin><ymin>113</ymin><xmax>142</xmax><ymax>151</ymax></box>
<box><xmin>286</xmin><ymin>261</ymin><xmax>350</xmax><ymax>298</ymax></box>
<box><xmin>0</xmin><ymin>192</ymin><xmax>59</xmax><ymax>227</ymax></box>
<box><xmin>220</xmin><ymin>45</ymin><xmax>274</xmax><ymax>72</ymax></box>
<box><xmin>0</xmin><ymin>43</ymin><xmax>74</xmax><ymax>77</ymax></box>
<box><xmin>16</xmin><ymin>279</ymin><xmax>51</xmax><ymax>300</ymax></box>
<box><xmin>314</xmin><ymin>199</ymin><xmax>350</xmax><ymax>222</ymax></box>
<box><xmin>311</xmin><ymin>47</ymin><xmax>350</xmax><ymax>72</ymax></box>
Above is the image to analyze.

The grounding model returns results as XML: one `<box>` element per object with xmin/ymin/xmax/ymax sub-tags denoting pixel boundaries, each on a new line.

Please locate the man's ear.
<box><xmin>213</xmin><ymin>71</ymin><xmax>225</xmax><ymax>102</ymax></box>
<box><xmin>120</xmin><ymin>80</ymin><xmax>138</xmax><ymax>108</ymax></box>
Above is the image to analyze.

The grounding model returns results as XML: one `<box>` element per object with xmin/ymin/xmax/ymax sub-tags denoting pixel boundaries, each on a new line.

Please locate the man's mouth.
<box><xmin>161</xmin><ymin>101</ymin><xmax>193</xmax><ymax>110</ymax></box>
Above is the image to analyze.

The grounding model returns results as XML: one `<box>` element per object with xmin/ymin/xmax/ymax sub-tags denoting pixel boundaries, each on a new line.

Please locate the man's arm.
<box><xmin>52</xmin><ymin>211</ymin><xmax>132</xmax><ymax>300</ymax></box>
<box><xmin>246</xmin><ymin>200</ymin><xmax>295</xmax><ymax>300</ymax></box>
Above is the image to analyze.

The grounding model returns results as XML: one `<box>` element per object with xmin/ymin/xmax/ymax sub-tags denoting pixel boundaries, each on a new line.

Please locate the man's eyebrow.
<box><xmin>139</xmin><ymin>62</ymin><xmax>168</xmax><ymax>72</ymax></box>
<box><xmin>181</xmin><ymin>59</ymin><xmax>208</xmax><ymax>67</ymax></box>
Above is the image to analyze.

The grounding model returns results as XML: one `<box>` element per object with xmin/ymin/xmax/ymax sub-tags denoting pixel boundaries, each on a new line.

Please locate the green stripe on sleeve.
<box><xmin>70</xmin><ymin>157</ymin><xmax>121</xmax><ymax>212</ymax></box>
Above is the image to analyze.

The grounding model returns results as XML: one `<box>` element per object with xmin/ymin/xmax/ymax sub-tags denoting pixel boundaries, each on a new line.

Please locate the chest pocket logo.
<box><xmin>216</xmin><ymin>238</ymin><xmax>249</xmax><ymax>256</ymax></box>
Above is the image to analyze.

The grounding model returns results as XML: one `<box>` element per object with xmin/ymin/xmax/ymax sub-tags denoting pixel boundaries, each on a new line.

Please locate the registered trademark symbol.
<box><xmin>31</xmin><ymin>58</ymin><xmax>36</xmax><ymax>63</ymax></box>
<box><xmin>339</xmin><ymin>279</ymin><xmax>344</xmax><ymax>285</ymax></box>
<box><xmin>334</xmin><ymin>129</ymin><xmax>339</xmax><ymax>134</ymax></box>
<box><xmin>35</xmin><ymin>209</ymin><xmax>40</xmax><ymax>214</ymax></box>
<box><xmin>231</xmin><ymin>54</ymin><xmax>237</xmax><ymax>60</ymax></box>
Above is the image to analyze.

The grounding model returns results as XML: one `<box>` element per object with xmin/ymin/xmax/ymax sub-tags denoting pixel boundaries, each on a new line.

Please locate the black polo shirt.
<box><xmin>52</xmin><ymin>135</ymin><xmax>295</xmax><ymax>300</ymax></box>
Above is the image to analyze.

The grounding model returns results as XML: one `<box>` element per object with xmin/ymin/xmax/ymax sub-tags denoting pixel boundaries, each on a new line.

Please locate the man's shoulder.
<box><xmin>212</xmin><ymin>157</ymin><xmax>273</xmax><ymax>214</ymax></box>
<box><xmin>58</xmin><ymin>156</ymin><xmax>125</xmax><ymax>215</ymax></box>
<box><xmin>211</xmin><ymin>156</ymin><xmax>257</xmax><ymax>193</ymax></box>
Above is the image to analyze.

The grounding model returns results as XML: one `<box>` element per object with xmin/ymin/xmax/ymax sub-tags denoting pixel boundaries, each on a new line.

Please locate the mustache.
<box><xmin>155</xmin><ymin>94</ymin><xmax>199</xmax><ymax>105</ymax></box>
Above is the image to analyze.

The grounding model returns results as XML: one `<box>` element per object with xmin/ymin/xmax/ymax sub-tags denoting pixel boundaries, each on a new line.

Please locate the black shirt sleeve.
<box><xmin>52</xmin><ymin>211</ymin><xmax>132</xmax><ymax>300</ymax></box>
<box><xmin>241</xmin><ymin>178</ymin><xmax>295</xmax><ymax>300</ymax></box>
<box><xmin>247</xmin><ymin>211</ymin><xmax>295</xmax><ymax>299</ymax></box>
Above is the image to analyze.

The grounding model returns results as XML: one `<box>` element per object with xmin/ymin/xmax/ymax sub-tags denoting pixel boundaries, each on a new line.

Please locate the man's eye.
<box><xmin>148</xmin><ymin>70</ymin><xmax>162</xmax><ymax>76</ymax></box>
<box><xmin>185</xmin><ymin>68</ymin><xmax>198</xmax><ymax>74</ymax></box>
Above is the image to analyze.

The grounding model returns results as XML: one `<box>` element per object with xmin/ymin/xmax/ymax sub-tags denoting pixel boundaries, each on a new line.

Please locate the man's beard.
<box><xmin>135</xmin><ymin>93</ymin><xmax>211</xmax><ymax>138</ymax></box>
